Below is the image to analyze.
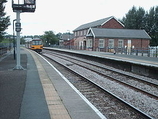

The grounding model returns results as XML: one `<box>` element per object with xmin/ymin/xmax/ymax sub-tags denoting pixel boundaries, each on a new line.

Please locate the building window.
<box><xmin>80</xmin><ymin>31</ymin><xmax>82</xmax><ymax>36</ymax></box>
<box><xmin>99</xmin><ymin>39</ymin><xmax>104</xmax><ymax>48</ymax></box>
<box><xmin>74</xmin><ymin>32</ymin><xmax>77</xmax><ymax>37</ymax></box>
<box><xmin>77</xmin><ymin>31</ymin><xmax>80</xmax><ymax>36</ymax></box>
<box><xmin>87</xmin><ymin>39</ymin><xmax>92</xmax><ymax>48</ymax></box>
<box><xmin>84</xmin><ymin>30</ymin><xmax>87</xmax><ymax>35</ymax></box>
<box><xmin>108</xmin><ymin>39</ymin><xmax>114</xmax><ymax>48</ymax></box>
<box><xmin>118</xmin><ymin>39</ymin><xmax>124</xmax><ymax>48</ymax></box>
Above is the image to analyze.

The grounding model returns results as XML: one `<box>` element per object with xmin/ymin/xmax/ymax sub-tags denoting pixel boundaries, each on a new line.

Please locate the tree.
<box><xmin>121</xmin><ymin>6</ymin><xmax>158</xmax><ymax>46</ymax></box>
<box><xmin>0</xmin><ymin>0</ymin><xmax>10</xmax><ymax>42</ymax></box>
<box><xmin>122</xmin><ymin>6</ymin><xmax>146</xmax><ymax>29</ymax></box>
<box><xmin>20</xmin><ymin>37</ymin><xmax>25</xmax><ymax>44</ymax></box>
<box><xmin>145</xmin><ymin>6</ymin><xmax>158</xmax><ymax>46</ymax></box>
<box><xmin>42</xmin><ymin>31</ymin><xmax>59</xmax><ymax>46</ymax></box>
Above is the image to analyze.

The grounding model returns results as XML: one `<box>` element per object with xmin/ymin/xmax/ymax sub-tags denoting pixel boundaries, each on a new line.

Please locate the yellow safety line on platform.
<box><xmin>28</xmin><ymin>50</ymin><xmax>71</xmax><ymax>119</ymax></box>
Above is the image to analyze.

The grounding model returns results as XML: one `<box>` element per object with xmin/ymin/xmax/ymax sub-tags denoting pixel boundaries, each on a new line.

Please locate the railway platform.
<box><xmin>44</xmin><ymin>47</ymin><xmax>158</xmax><ymax>79</ymax></box>
<box><xmin>0</xmin><ymin>48</ymin><xmax>104</xmax><ymax>119</ymax></box>
<box><xmin>45</xmin><ymin>47</ymin><xmax>158</xmax><ymax>67</ymax></box>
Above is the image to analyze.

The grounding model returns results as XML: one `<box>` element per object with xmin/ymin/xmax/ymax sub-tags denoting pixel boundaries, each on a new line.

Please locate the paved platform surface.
<box><xmin>33</xmin><ymin>50</ymin><xmax>103</xmax><ymax>119</ymax></box>
<box><xmin>0</xmin><ymin>49</ymin><xmax>50</xmax><ymax>119</ymax></box>
<box><xmin>0</xmin><ymin>52</ymin><xmax>27</xmax><ymax>119</ymax></box>
<box><xmin>46</xmin><ymin>48</ymin><xmax>158</xmax><ymax>67</ymax></box>
<box><xmin>0</xmin><ymin>49</ymin><xmax>103</xmax><ymax>119</ymax></box>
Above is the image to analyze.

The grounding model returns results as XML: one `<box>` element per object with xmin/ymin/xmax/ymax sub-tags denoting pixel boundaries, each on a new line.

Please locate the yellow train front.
<box><xmin>31</xmin><ymin>39</ymin><xmax>43</xmax><ymax>53</ymax></box>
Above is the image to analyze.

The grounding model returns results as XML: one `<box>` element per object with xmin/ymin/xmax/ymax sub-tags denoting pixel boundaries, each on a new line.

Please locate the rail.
<box><xmin>42</xmin><ymin>50</ymin><xmax>155</xmax><ymax>119</ymax></box>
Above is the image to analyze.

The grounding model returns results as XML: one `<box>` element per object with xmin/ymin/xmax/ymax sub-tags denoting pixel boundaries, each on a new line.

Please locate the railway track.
<box><xmin>43</xmin><ymin>50</ymin><xmax>158</xmax><ymax>98</ymax></box>
<box><xmin>42</xmin><ymin>49</ymin><xmax>158</xmax><ymax>119</ymax></box>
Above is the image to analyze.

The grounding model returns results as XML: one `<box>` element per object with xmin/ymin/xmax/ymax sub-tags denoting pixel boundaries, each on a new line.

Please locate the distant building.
<box><xmin>59</xmin><ymin>33</ymin><xmax>74</xmax><ymax>47</ymax></box>
<box><xmin>87</xmin><ymin>28</ymin><xmax>151</xmax><ymax>52</ymax></box>
<box><xmin>73</xmin><ymin>16</ymin><xmax>124</xmax><ymax>50</ymax></box>
<box><xmin>72</xmin><ymin>16</ymin><xmax>151</xmax><ymax>52</ymax></box>
<box><xmin>24</xmin><ymin>38</ymin><xmax>33</xmax><ymax>42</ymax></box>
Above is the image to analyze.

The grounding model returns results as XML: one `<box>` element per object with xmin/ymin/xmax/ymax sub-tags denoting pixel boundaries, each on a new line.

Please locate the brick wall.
<box><xmin>101</xmin><ymin>18</ymin><xmax>124</xmax><ymax>29</ymax></box>
<box><xmin>131</xmin><ymin>39</ymin><xmax>149</xmax><ymax>48</ymax></box>
<box><xmin>93</xmin><ymin>38</ymin><xmax>150</xmax><ymax>50</ymax></box>
<box><xmin>74</xmin><ymin>18</ymin><xmax>124</xmax><ymax>38</ymax></box>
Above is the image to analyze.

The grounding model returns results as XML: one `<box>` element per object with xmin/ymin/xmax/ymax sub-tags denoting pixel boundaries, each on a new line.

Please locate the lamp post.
<box><xmin>67</xmin><ymin>30</ymin><xmax>70</xmax><ymax>49</ymax></box>
<box><xmin>13</xmin><ymin>19</ymin><xmax>16</xmax><ymax>60</ymax></box>
<box><xmin>12</xmin><ymin>0</ymin><xmax>36</xmax><ymax>69</ymax></box>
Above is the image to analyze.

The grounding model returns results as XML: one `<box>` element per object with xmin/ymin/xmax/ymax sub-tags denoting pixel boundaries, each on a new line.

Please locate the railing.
<box><xmin>113</xmin><ymin>47</ymin><xmax>158</xmax><ymax>58</ymax></box>
<box><xmin>0</xmin><ymin>43</ymin><xmax>13</xmax><ymax>56</ymax></box>
<box><xmin>149</xmin><ymin>46</ymin><xmax>158</xmax><ymax>57</ymax></box>
<box><xmin>49</xmin><ymin>45</ymin><xmax>158</xmax><ymax>58</ymax></box>
<box><xmin>0</xmin><ymin>47</ymin><xmax>7</xmax><ymax>56</ymax></box>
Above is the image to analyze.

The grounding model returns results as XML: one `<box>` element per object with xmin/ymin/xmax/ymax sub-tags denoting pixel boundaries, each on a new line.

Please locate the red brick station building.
<box><xmin>62</xmin><ymin>16</ymin><xmax>151</xmax><ymax>53</ymax></box>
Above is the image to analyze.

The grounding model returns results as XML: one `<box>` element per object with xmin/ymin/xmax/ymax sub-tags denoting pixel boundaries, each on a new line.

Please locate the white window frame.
<box><xmin>87</xmin><ymin>38</ymin><xmax>92</xmax><ymax>48</ymax></box>
<box><xmin>77</xmin><ymin>31</ymin><xmax>80</xmax><ymax>36</ymax></box>
<box><xmin>80</xmin><ymin>31</ymin><xmax>82</xmax><ymax>36</ymax></box>
<box><xmin>84</xmin><ymin>30</ymin><xmax>87</xmax><ymax>35</ymax></box>
<box><xmin>74</xmin><ymin>32</ymin><xmax>77</xmax><ymax>37</ymax></box>
<box><xmin>108</xmin><ymin>39</ymin><xmax>114</xmax><ymax>48</ymax></box>
<box><xmin>99</xmin><ymin>39</ymin><xmax>104</xmax><ymax>48</ymax></box>
<box><xmin>118</xmin><ymin>39</ymin><xmax>124</xmax><ymax>48</ymax></box>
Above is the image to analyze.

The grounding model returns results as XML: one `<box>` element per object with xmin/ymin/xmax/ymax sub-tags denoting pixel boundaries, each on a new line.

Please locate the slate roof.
<box><xmin>87</xmin><ymin>28</ymin><xmax>151</xmax><ymax>39</ymax></box>
<box><xmin>60</xmin><ymin>34</ymin><xmax>74</xmax><ymax>40</ymax></box>
<box><xmin>73</xmin><ymin>16</ymin><xmax>124</xmax><ymax>31</ymax></box>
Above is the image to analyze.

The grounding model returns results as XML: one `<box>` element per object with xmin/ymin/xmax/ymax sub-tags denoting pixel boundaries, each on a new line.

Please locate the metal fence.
<box><xmin>113</xmin><ymin>47</ymin><xmax>158</xmax><ymax>57</ymax></box>
<box><xmin>0</xmin><ymin>43</ymin><xmax>13</xmax><ymax>56</ymax></box>
<box><xmin>92</xmin><ymin>46</ymin><xmax>158</xmax><ymax>58</ymax></box>
<box><xmin>149</xmin><ymin>46</ymin><xmax>158</xmax><ymax>57</ymax></box>
<box><xmin>50</xmin><ymin>45</ymin><xmax>158</xmax><ymax>58</ymax></box>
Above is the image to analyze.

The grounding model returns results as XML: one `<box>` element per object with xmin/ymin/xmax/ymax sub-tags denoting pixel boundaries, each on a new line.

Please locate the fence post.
<box><xmin>147</xmin><ymin>47</ymin><xmax>150</xmax><ymax>57</ymax></box>
<box><xmin>0</xmin><ymin>47</ymin><xmax>1</xmax><ymax>56</ymax></box>
<box><xmin>141</xmin><ymin>48</ymin><xmax>143</xmax><ymax>56</ymax></box>
<box><xmin>156</xmin><ymin>46</ymin><xmax>158</xmax><ymax>57</ymax></box>
<box><xmin>125</xmin><ymin>46</ymin><xmax>127</xmax><ymax>55</ymax></box>
<box><xmin>121</xmin><ymin>47</ymin><xmax>123</xmax><ymax>54</ymax></box>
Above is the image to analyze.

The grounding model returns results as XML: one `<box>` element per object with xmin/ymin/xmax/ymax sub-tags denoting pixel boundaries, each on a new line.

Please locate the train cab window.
<box><xmin>32</xmin><ymin>40</ymin><xmax>42</xmax><ymax>45</ymax></box>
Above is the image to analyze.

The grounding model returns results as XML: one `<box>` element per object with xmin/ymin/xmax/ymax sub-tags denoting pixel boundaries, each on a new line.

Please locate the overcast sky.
<box><xmin>5</xmin><ymin>0</ymin><xmax>158</xmax><ymax>36</ymax></box>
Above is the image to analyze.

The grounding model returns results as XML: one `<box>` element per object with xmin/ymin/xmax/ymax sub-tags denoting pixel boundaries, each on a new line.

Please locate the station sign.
<box><xmin>15</xmin><ymin>22</ymin><xmax>21</xmax><ymax>32</ymax></box>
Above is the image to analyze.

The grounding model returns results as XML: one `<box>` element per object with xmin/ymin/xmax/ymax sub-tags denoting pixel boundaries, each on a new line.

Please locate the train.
<box><xmin>25</xmin><ymin>38</ymin><xmax>43</xmax><ymax>53</ymax></box>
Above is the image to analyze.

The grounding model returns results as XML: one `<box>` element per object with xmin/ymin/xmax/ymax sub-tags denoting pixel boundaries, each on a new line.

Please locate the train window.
<box><xmin>38</xmin><ymin>41</ymin><xmax>42</xmax><ymax>45</ymax></box>
<box><xmin>32</xmin><ymin>40</ymin><xmax>42</xmax><ymax>45</ymax></box>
